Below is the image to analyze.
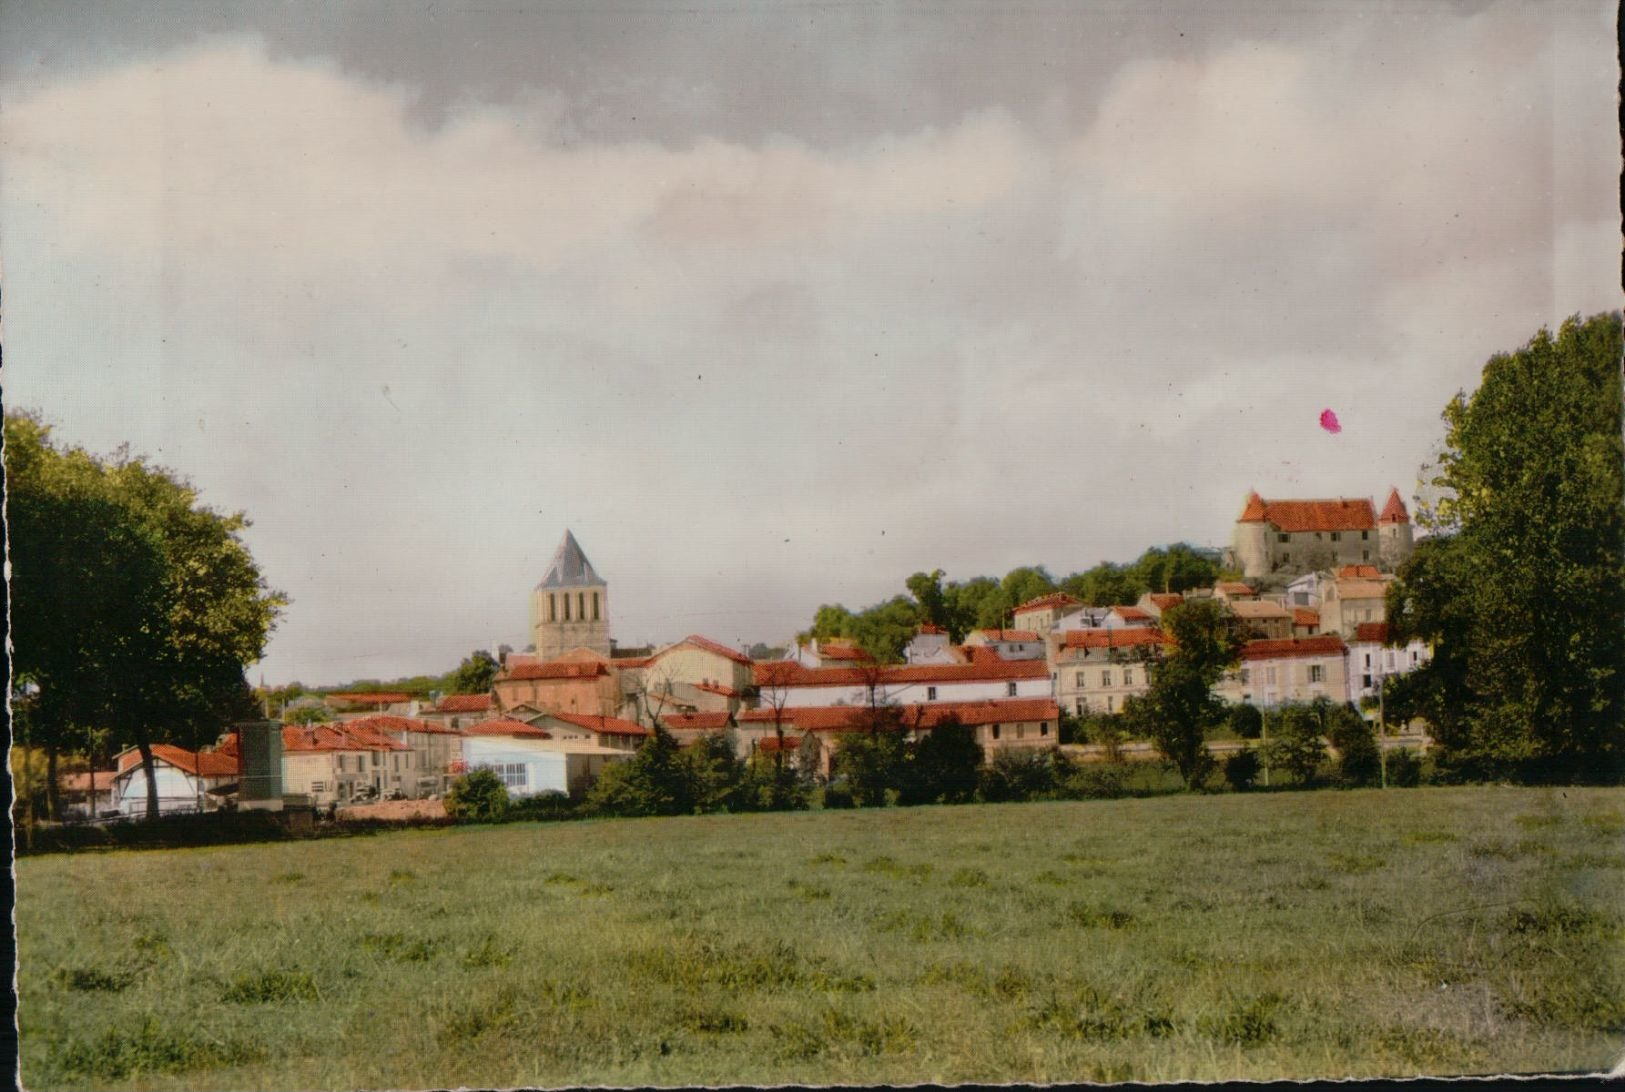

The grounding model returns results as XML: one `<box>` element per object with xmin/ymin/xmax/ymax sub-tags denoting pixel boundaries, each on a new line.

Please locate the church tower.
<box><xmin>530</xmin><ymin>530</ymin><xmax>610</xmax><ymax>661</ymax></box>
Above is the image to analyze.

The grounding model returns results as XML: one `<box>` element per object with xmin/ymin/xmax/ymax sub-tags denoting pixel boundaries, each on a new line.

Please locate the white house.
<box><xmin>963</xmin><ymin>629</ymin><xmax>1046</xmax><ymax>660</ymax></box>
<box><xmin>459</xmin><ymin>719</ymin><xmax>631</xmax><ymax>798</ymax></box>
<box><xmin>1345</xmin><ymin>622</ymin><xmax>1433</xmax><ymax>709</ymax></box>
<box><xmin>112</xmin><ymin>745</ymin><xmax>238</xmax><ymax>816</ymax></box>
<box><xmin>752</xmin><ymin>658</ymin><xmax>1053</xmax><ymax>709</ymax></box>
<box><xmin>903</xmin><ymin>624</ymin><xmax>954</xmax><ymax>664</ymax></box>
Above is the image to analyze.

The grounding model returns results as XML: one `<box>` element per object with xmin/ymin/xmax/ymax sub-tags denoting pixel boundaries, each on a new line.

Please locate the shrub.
<box><xmin>1329</xmin><ymin>713</ymin><xmax>1381</xmax><ymax>787</ymax></box>
<box><xmin>1265</xmin><ymin>704</ymin><xmax>1328</xmax><ymax>786</ymax></box>
<box><xmin>1224</xmin><ymin>749</ymin><xmax>1261</xmax><ymax>792</ymax></box>
<box><xmin>821</xmin><ymin>780</ymin><xmax>855</xmax><ymax>809</ymax></box>
<box><xmin>1228</xmin><ymin>703</ymin><xmax>1263</xmax><ymax>740</ymax></box>
<box><xmin>1387</xmin><ymin>747</ymin><xmax>1424</xmax><ymax>787</ymax></box>
<box><xmin>443</xmin><ymin>770</ymin><xmax>510</xmax><ymax>822</ymax></box>
<box><xmin>832</xmin><ymin>727</ymin><xmax>909</xmax><ymax>807</ymax></box>
<box><xmin>978</xmin><ymin>750</ymin><xmax>1057</xmax><ymax>803</ymax></box>
<box><xmin>1056</xmin><ymin>759</ymin><xmax>1129</xmax><ymax>800</ymax></box>
<box><xmin>583</xmin><ymin>725</ymin><xmax>697</xmax><ymax>817</ymax></box>
<box><xmin>506</xmin><ymin>790</ymin><xmax>576</xmax><ymax>822</ymax></box>
<box><xmin>899</xmin><ymin>718</ymin><xmax>983</xmax><ymax>805</ymax></box>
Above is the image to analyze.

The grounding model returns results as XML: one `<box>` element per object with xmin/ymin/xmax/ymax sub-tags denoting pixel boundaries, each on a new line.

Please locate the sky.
<box><xmin>2</xmin><ymin>0</ymin><xmax>1618</xmax><ymax>686</ymax></box>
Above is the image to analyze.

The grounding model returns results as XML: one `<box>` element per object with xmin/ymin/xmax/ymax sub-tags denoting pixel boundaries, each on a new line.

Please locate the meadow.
<box><xmin>16</xmin><ymin>785</ymin><xmax>1625</xmax><ymax>1088</ymax></box>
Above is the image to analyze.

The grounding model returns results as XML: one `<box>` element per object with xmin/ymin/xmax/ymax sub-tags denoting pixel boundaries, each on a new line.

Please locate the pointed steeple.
<box><xmin>1239</xmin><ymin>490</ymin><xmax>1268</xmax><ymax>522</ymax></box>
<box><xmin>536</xmin><ymin>530</ymin><xmax>603</xmax><ymax>589</ymax></box>
<box><xmin>1378</xmin><ymin>488</ymin><xmax>1410</xmax><ymax>525</ymax></box>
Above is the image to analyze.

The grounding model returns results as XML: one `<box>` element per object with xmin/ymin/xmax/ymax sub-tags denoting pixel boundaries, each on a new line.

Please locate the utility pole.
<box><xmin>1377</xmin><ymin>670</ymin><xmax>1387</xmax><ymax>789</ymax></box>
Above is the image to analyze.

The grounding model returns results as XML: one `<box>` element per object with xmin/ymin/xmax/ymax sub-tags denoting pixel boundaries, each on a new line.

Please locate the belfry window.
<box><xmin>549</xmin><ymin>594</ymin><xmax>557</xmax><ymax>622</ymax></box>
<box><xmin>578</xmin><ymin>592</ymin><xmax>586</xmax><ymax>620</ymax></box>
<box><xmin>592</xmin><ymin>592</ymin><xmax>600</xmax><ymax>621</ymax></box>
<box><xmin>563</xmin><ymin>595</ymin><xmax>571</xmax><ymax>621</ymax></box>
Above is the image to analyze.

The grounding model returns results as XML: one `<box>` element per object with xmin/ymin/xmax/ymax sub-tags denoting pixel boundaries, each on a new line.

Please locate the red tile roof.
<box><xmin>342</xmin><ymin>713</ymin><xmax>463</xmax><ymax>737</ymax></box>
<box><xmin>662</xmin><ymin>712</ymin><xmax>734</xmax><ymax>732</ymax></box>
<box><xmin>1215</xmin><ymin>582</ymin><xmax>1256</xmax><ymax>596</ymax></box>
<box><xmin>326</xmin><ymin>691</ymin><xmax>413</xmax><ymax>705</ymax></box>
<box><xmin>1061</xmin><ymin>628</ymin><xmax>1169</xmax><ymax>651</ymax></box>
<box><xmin>1353</xmin><ymin>622</ymin><xmax>1391</xmax><ymax>644</ymax></box>
<box><xmin>1013</xmin><ymin>592</ymin><xmax>1082</xmax><ymax>614</ymax></box>
<box><xmin>660</xmin><ymin>634</ymin><xmax>752</xmax><ymax>665</ymax></box>
<box><xmin>694</xmin><ymin>680</ymin><xmax>740</xmax><ymax>698</ymax></box>
<box><xmin>1293</xmin><ymin>608</ymin><xmax>1321</xmax><ymax>627</ymax></box>
<box><xmin>1147</xmin><ymin>593</ymin><xmax>1184</xmax><ymax>610</ymax></box>
<box><xmin>1336</xmin><ymin>564</ymin><xmax>1382</xmax><ymax>579</ymax></box>
<box><xmin>502</xmin><ymin>660</ymin><xmax>612</xmax><ymax>681</ymax></box>
<box><xmin>738</xmin><ymin>698</ymin><xmax>1059</xmax><ymax>734</ymax></box>
<box><xmin>116</xmin><ymin>745</ymin><xmax>238</xmax><ymax>777</ymax></box>
<box><xmin>547</xmin><ymin>712</ymin><xmax>651</xmax><ymax>737</ymax></box>
<box><xmin>818</xmin><ymin>644</ymin><xmax>874</xmax><ymax>662</ymax></box>
<box><xmin>757</xmin><ymin>735</ymin><xmax>803</xmax><ymax>752</ymax></box>
<box><xmin>1110</xmin><ymin>607</ymin><xmax>1152</xmax><ymax>621</ymax></box>
<box><xmin>972</xmin><ymin>628</ymin><xmax>1041</xmax><ymax>642</ymax></box>
<box><xmin>1239</xmin><ymin>635</ymin><xmax>1348</xmax><ymax>661</ymax></box>
<box><xmin>959</xmin><ymin>645</ymin><xmax>1007</xmax><ymax>665</ymax></box>
<box><xmin>1241</xmin><ymin>497</ymin><xmax>1379</xmax><ymax>533</ymax></box>
<box><xmin>463</xmin><ymin>718</ymin><xmax>552</xmax><ymax>738</ymax></box>
<box><xmin>1229</xmin><ymin>600</ymin><xmax>1290</xmax><ymax>618</ymax></box>
<box><xmin>752</xmin><ymin>658</ymin><xmax>1050</xmax><ymax>689</ymax></box>
<box><xmin>434</xmin><ymin>693</ymin><xmax>493</xmax><ymax>713</ymax></box>
<box><xmin>1335</xmin><ymin>579</ymin><xmax>1391</xmax><ymax>600</ymax></box>
<box><xmin>1239</xmin><ymin>490</ymin><xmax>1268</xmax><ymax>522</ymax></box>
<box><xmin>1379</xmin><ymin>488</ymin><xmax>1410</xmax><ymax>525</ymax></box>
<box><xmin>752</xmin><ymin>660</ymin><xmax>804</xmax><ymax>687</ymax></box>
<box><xmin>609</xmin><ymin>656</ymin><xmax>651</xmax><ymax>670</ymax></box>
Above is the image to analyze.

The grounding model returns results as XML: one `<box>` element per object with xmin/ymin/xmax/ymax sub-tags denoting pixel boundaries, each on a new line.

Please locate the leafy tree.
<box><xmin>1000</xmin><ymin>566</ymin><xmax>1057</xmax><ymax>614</ymax></box>
<box><xmin>905</xmin><ymin>569</ymin><xmax>951</xmax><ymax>630</ymax></box>
<box><xmin>448</xmin><ymin>650</ymin><xmax>500</xmax><ymax>695</ymax></box>
<box><xmin>831</xmin><ymin>708</ymin><xmax>910</xmax><ymax>807</ymax></box>
<box><xmin>1329</xmin><ymin>711</ymin><xmax>1381</xmax><ymax>787</ymax></box>
<box><xmin>444</xmin><ymin>769</ymin><xmax>510</xmax><ymax>822</ymax></box>
<box><xmin>1227</xmin><ymin>703</ymin><xmax>1263</xmax><ymax>740</ymax></box>
<box><xmin>584</xmin><ymin>724</ymin><xmax>697</xmax><ymax>817</ymax></box>
<box><xmin>945</xmin><ymin>575</ymin><xmax>1007</xmax><ymax>634</ymax></box>
<box><xmin>1060</xmin><ymin>562</ymin><xmax>1140</xmax><ymax>607</ymax></box>
<box><xmin>682</xmin><ymin>731</ymin><xmax>747</xmax><ymax>812</ymax></box>
<box><xmin>1224</xmin><ymin>749</ymin><xmax>1261</xmax><ymax>792</ymax></box>
<box><xmin>1265</xmin><ymin>704</ymin><xmax>1329</xmax><ymax>786</ymax></box>
<box><xmin>1129</xmin><ymin>544</ymin><xmax>1220</xmax><ymax>595</ymax></box>
<box><xmin>1124</xmin><ymin>598</ymin><xmax>1240</xmax><ymax>788</ymax></box>
<box><xmin>977</xmin><ymin>749</ymin><xmax>1057</xmax><ymax>802</ymax></box>
<box><xmin>285</xmin><ymin>704</ymin><xmax>333</xmax><ymax>726</ymax></box>
<box><xmin>899</xmin><ymin>718</ymin><xmax>983</xmax><ymax>805</ymax></box>
<box><xmin>1389</xmin><ymin>313</ymin><xmax>1624</xmax><ymax>783</ymax></box>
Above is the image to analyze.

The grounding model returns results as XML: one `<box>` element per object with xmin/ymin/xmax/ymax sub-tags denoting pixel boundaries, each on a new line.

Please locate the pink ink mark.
<box><xmin>1319</xmin><ymin>408</ymin><xmax>1342</xmax><ymax>434</ymax></box>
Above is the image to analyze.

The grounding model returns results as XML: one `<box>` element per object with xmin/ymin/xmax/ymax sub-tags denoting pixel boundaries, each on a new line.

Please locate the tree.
<box><xmin>1124</xmin><ymin>598</ymin><xmax>1240</xmax><ymax>788</ymax></box>
<box><xmin>682</xmin><ymin>731</ymin><xmax>747</xmax><ymax>812</ymax></box>
<box><xmin>1389</xmin><ymin>313</ymin><xmax>1624</xmax><ymax>783</ymax></box>
<box><xmin>444</xmin><ymin>769</ymin><xmax>511</xmax><ymax>822</ymax></box>
<box><xmin>899</xmin><ymin>717</ymin><xmax>983</xmax><ymax>805</ymax></box>
<box><xmin>1128</xmin><ymin>544</ymin><xmax>1220</xmax><ymax>596</ymax></box>
<box><xmin>584</xmin><ymin>724</ymin><xmax>696</xmax><ymax>817</ymax></box>
<box><xmin>1227</xmin><ymin>703</ymin><xmax>1263</xmax><ymax>740</ymax></box>
<box><xmin>1000</xmin><ymin>566</ymin><xmax>1057</xmax><ymax>615</ymax></box>
<box><xmin>1328</xmin><ymin>708</ymin><xmax>1381</xmax><ymax>787</ymax></box>
<box><xmin>831</xmin><ymin>707</ymin><xmax>910</xmax><ymax>807</ymax></box>
<box><xmin>7</xmin><ymin>413</ymin><xmax>285</xmax><ymax>822</ymax></box>
<box><xmin>1060</xmin><ymin>562</ymin><xmax>1141</xmax><ymax>606</ymax></box>
<box><xmin>1266</xmin><ymin>703</ymin><xmax>1329</xmax><ymax>786</ymax></box>
<box><xmin>448</xmin><ymin>650</ymin><xmax>499</xmax><ymax>695</ymax></box>
<box><xmin>285</xmin><ymin>704</ymin><xmax>333</xmax><ymax>726</ymax></box>
<box><xmin>977</xmin><ymin>749</ymin><xmax>1057</xmax><ymax>802</ymax></box>
<box><xmin>905</xmin><ymin>569</ymin><xmax>951</xmax><ymax>630</ymax></box>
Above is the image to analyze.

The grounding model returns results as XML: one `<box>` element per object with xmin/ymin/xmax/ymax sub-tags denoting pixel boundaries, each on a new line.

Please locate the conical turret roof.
<box><xmin>1378</xmin><ymin>488</ymin><xmax>1410</xmax><ymax>525</ymax></box>
<box><xmin>536</xmin><ymin>530</ymin><xmax>604</xmax><ymax>589</ymax></box>
<box><xmin>1238</xmin><ymin>490</ymin><xmax>1268</xmax><ymax>522</ymax></box>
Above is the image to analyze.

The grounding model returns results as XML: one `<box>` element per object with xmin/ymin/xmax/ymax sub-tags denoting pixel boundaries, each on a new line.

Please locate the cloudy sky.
<box><xmin>3</xmin><ymin>0</ymin><xmax>1617</xmax><ymax>685</ymax></box>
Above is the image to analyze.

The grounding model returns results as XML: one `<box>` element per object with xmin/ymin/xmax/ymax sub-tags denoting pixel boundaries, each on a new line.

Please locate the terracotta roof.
<box><xmin>1379</xmin><ymin>488</ymin><xmax>1410</xmax><ymax>525</ymax></box>
<box><xmin>1239</xmin><ymin>635</ymin><xmax>1348</xmax><ymax>661</ymax></box>
<box><xmin>116</xmin><ymin>745</ymin><xmax>239</xmax><ymax>778</ymax></box>
<box><xmin>463</xmin><ymin>718</ymin><xmax>552</xmax><ymax>738</ymax></box>
<box><xmin>1293</xmin><ymin>608</ymin><xmax>1321</xmax><ymax>627</ymax></box>
<box><xmin>818</xmin><ymin>644</ymin><xmax>873</xmax><ymax>662</ymax></box>
<box><xmin>1013</xmin><ymin>592</ymin><xmax>1082</xmax><ymax>614</ymax></box>
<box><xmin>1238</xmin><ymin>490</ymin><xmax>1268</xmax><ymax>522</ymax></box>
<box><xmin>1215</xmin><ymin>582</ymin><xmax>1256</xmax><ymax>595</ymax></box>
<box><xmin>752</xmin><ymin>660</ymin><xmax>803</xmax><ymax>687</ymax></box>
<box><xmin>341</xmin><ymin>713</ymin><xmax>463</xmax><ymax>737</ymax></box>
<box><xmin>667</xmin><ymin>634</ymin><xmax>752</xmax><ymax>665</ymax></box>
<box><xmin>1147</xmin><ymin>593</ymin><xmax>1184</xmax><ymax>610</ymax></box>
<box><xmin>434</xmin><ymin>694</ymin><xmax>493</xmax><ymax>713</ymax></box>
<box><xmin>609</xmin><ymin>656</ymin><xmax>651</xmax><ymax>670</ymax></box>
<box><xmin>1336</xmin><ymin>564</ymin><xmax>1382</xmax><ymax>579</ymax></box>
<box><xmin>59</xmin><ymin>771</ymin><xmax>119</xmax><ymax>793</ymax></box>
<box><xmin>1243</xmin><ymin>497</ymin><xmax>1379</xmax><ymax>533</ymax></box>
<box><xmin>326</xmin><ymin>691</ymin><xmax>413</xmax><ymax>705</ymax></box>
<box><xmin>916</xmin><ymin>624</ymin><xmax>946</xmax><ymax>635</ymax></box>
<box><xmin>1109</xmin><ymin>607</ymin><xmax>1153</xmax><ymax>621</ymax></box>
<box><xmin>1353</xmin><ymin>622</ymin><xmax>1392</xmax><ymax>644</ymax></box>
<box><xmin>1335</xmin><ymin>579</ymin><xmax>1391</xmax><ymax>600</ymax></box>
<box><xmin>1061</xmin><ymin>628</ymin><xmax>1169</xmax><ymax>651</ymax></box>
<box><xmin>739</xmin><ymin>698</ymin><xmax>1060</xmax><ymax>734</ymax></box>
<box><xmin>662</xmin><ymin>712</ymin><xmax>734</xmax><ymax>731</ymax></box>
<box><xmin>502</xmin><ymin>660</ymin><xmax>612</xmax><ymax>681</ymax></box>
<box><xmin>972</xmin><ymin>628</ymin><xmax>1041</xmax><ymax>642</ymax></box>
<box><xmin>547</xmin><ymin>712</ymin><xmax>651</xmax><ymax>737</ymax></box>
<box><xmin>959</xmin><ymin>645</ymin><xmax>1007</xmax><ymax>665</ymax></box>
<box><xmin>751</xmin><ymin>658</ymin><xmax>1050</xmax><ymax>689</ymax></box>
<box><xmin>694</xmin><ymin>680</ymin><xmax>740</xmax><ymax>698</ymax></box>
<box><xmin>1229</xmin><ymin>600</ymin><xmax>1291</xmax><ymax>618</ymax></box>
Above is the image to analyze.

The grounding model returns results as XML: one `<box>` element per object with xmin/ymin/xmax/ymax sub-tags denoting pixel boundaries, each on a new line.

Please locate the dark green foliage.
<box><xmin>1056</xmin><ymin>760</ymin><xmax>1131</xmax><ymax>799</ymax></box>
<box><xmin>1390</xmin><ymin>313</ymin><xmax>1625</xmax><ymax>783</ymax></box>
<box><xmin>1228</xmin><ymin>703</ymin><xmax>1263</xmax><ymax>740</ymax></box>
<box><xmin>448</xmin><ymin>649</ymin><xmax>500</xmax><ymax>695</ymax></box>
<box><xmin>1224</xmin><ymin>749</ymin><xmax>1261</xmax><ymax>792</ymax></box>
<box><xmin>820</xmin><ymin>781</ymin><xmax>856</xmax><ymax>808</ymax></box>
<box><xmin>284</xmin><ymin>704</ymin><xmax>332</xmax><ymax>725</ymax></box>
<box><xmin>1387</xmin><ymin>748</ymin><xmax>1424</xmax><ymax>788</ymax></box>
<box><xmin>444</xmin><ymin>769</ymin><xmax>510</xmax><ymax>822</ymax></box>
<box><xmin>683</xmin><ymin>731</ymin><xmax>747</xmax><ymax>812</ymax></box>
<box><xmin>584</xmin><ymin>724</ymin><xmax>695</xmax><ymax>817</ymax></box>
<box><xmin>506</xmin><ymin>791</ymin><xmax>577</xmax><ymax>822</ymax></box>
<box><xmin>832</xmin><ymin>723</ymin><xmax>910</xmax><ymax>807</ymax></box>
<box><xmin>1329</xmin><ymin>711</ymin><xmax>1381</xmax><ymax>787</ymax></box>
<box><xmin>57</xmin><ymin>1019</ymin><xmax>266</xmax><ymax>1081</ymax></box>
<box><xmin>1266</xmin><ymin>704</ymin><xmax>1329</xmax><ymax>787</ymax></box>
<box><xmin>1124</xmin><ymin>598</ymin><xmax>1240</xmax><ymax>788</ymax></box>
<box><xmin>899</xmin><ymin>719</ymin><xmax>982</xmax><ymax>805</ymax></box>
<box><xmin>977</xmin><ymin>749</ymin><xmax>1057</xmax><ymax>803</ymax></box>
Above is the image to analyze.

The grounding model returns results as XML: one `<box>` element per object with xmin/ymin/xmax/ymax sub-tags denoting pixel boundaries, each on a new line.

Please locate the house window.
<box><xmin>1330</xmin><ymin>532</ymin><xmax>1341</xmax><ymax>542</ymax></box>
<box><xmin>1075</xmin><ymin>671</ymin><xmax>1085</xmax><ymax>688</ymax></box>
<box><xmin>578</xmin><ymin>592</ymin><xmax>586</xmax><ymax>620</ymax></box>
<box><xmin>1075</xmin><ymin>700</ymin><xmax>1085</xmax><ymax>715</ymax></box>
<box><xmin>1362</xmin><ymin>531</ymin><xmax>1370</xmax><ymax>540</ymax></box>
<box><xmin>310</xmin><ymin>781</ymin><xmax>326</xmax><ymax>793</ymax></box>
<box><xmin>1362</xmin><ymin>550</ymin><xmax>1370</xmax><ymax>561</ymax></box>
<box><xmin>1282</xmin><ymin>553</ymin><xmax>1291</xmax><ymax>564</ymax></box>
<box><xmin>1101</xmin><ymin>670</ymin><xmax>1112</xmax><ymax>687</ymax></box>
<box><xmin>1017</xmin><ymin>724</ymin><xmax>1025</xmax><ymax>739</ymax></box>
<box><xmin>1364</xmin><ymin>653</ymin><xmax>1372</xmax><ymax>668</ymax></box>
<box><xmin>1106</xmin><ymin>696</ymin><xmax>1114</xmax><ymax>712</ymax></box>
<box><xmin>1040</xmin><ymin>723</ymin><xmax>1049</xmax><ymax>737</ymax></box>
<box><xmin>1240</xmin><ymin>668</ymin><xmax>1250</xmax><ymax>685</ymax></box>
<box><xmin>1278</xmin><ymin>533</ymin><xmax>1290</xmax><ymax>543</ymax></box>
<box><xmin>1123</xmin><ymin>669</ymin><xmax>1134</xmax><ymax>686</ymax></box>
<box><xmin>927</xmin><ymin>686</ymin><xmax>937</xmax><ymax>700</ymax></box>
<box><xmin>476</xmin><ymin>762</ymin><xmax>528</xmax><ymax>790</ymax></box>
<box><xmin>1006</xmin><ymin>682</ymin><xmax>1018</xmax><ymax>697</ymax></box>
<box><xmin>1309</xmin><ymin>664</ymin><xmax>1325</xmax><ymax>683</ymax></box>
<box><xmin>1265</xmin><ymin>666</ymin><xmax>1278</xmax><ymax>685</ymax></box>
<box><xmin>991</xmin><ymin>725</ymin><xmax>1001</xmax><ymax>740</ymax></box>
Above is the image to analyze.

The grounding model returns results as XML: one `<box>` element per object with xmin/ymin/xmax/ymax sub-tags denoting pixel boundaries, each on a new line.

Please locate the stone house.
<box><xmin>1053</xmin><ymin>627</ymin><xmax>1167</xmax><ymax>715</ymax></box>
<box><xmin>1229</xmin><ymin>489</ymin><xmax>1413</xmax><ymax>579</ymax></box>
<box><xmin>1220</xmin><ymin>635</ymin><xmax>1351</xmax><ymax>708</ymax></box>
<box><xmin>1011</xmin><ymin>592</ymin><xmax>1083</xmax><ymax>634</ymax></box>
<box><xmin>1228</xmin><ymin>598</ymin><xmax>1294</xmax><ymax>640</ymax></box>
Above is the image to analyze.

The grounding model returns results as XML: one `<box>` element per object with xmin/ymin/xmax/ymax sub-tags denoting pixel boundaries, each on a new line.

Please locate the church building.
<box><xmin>530</xmin><ymin>530</ymin><xmax>611</xmax><ymax>660</ymax></box>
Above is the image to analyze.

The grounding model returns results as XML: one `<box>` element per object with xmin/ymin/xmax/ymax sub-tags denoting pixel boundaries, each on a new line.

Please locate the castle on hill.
<box><xmin>1227</xmin><ymin>488</ymin><xmax>1413</xmax><ymax>580</ymax></box>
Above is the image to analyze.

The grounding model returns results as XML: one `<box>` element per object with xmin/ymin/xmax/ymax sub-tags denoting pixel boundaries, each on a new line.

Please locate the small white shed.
<box><xmin>459</xmin><ymin>734</ymin><xmax>630</xmax><ymax>798</ymax></box>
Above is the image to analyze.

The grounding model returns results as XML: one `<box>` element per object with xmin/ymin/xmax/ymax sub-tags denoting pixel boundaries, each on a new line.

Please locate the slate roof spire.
<box><xmin>536</xmin><ymin>530</ymin><xmax>603</xmax><ymax>589</ymax></box>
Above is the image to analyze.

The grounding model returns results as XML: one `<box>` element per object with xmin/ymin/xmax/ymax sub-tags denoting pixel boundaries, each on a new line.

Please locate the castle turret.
<box><xmin>1232</xmin><ymin>489</ymin><xmax>1272</xmax><ymax>579</ymax></box>
<box><xmin>1377</xmin><ymin>488</ymin><xmax>1413</xmax><ymax>571</ymax></box>
<box><xmin>530</xmin><ymin>530</ymin><xmax>610</xmax><ymax>660</ymax></box>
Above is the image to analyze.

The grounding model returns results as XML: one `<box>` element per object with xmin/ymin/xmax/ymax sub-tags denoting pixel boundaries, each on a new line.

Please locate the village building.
<box><xmin>1054</xmin><ymin>605</ymin><xmax>1113</xmax><ymax>631</ymax></box>
<box><xmin>60</xmin><ymin>769</ymin><xmax>123</xmax><ymax>819</ymax></box>
<box><xmin>422</xmin><ymin>692</ymin><xmax>495</xmax><ymax>731</ymax></box>
<box><xmin>1284</xmin><ymin>572</ymin><xmax>1323</xmax><ymax>607</ymax></box>
<box><xmin>1102</xmin><ymin>605</ymin><xmax>1156</xmax><ymax>629</ymax></box>
<box><xmin>1053</xmin><ymin>627</ymin><xmax>1167</xmax><ymax>715</ymax></box>
<box><xmin>493</xmin><ymin>651</ymin><xmax>623</xmax><ymax>717</ymax></box>
<box><xmin>341</xmin><ymin>714</ymin><xmax>466</xmax><ymax>797</ymax></box>
<box><xmin>530</xmin><ymin>530</ymin><xmax>611</xmax><ymax>661</ymax></box>
<box><xmin>1135</xmin><ymin>592</ymin><xmax>1184</xmax><ymax>620</ymax></box>
<box><xmin>112</xmin><ymin>745</ymin><xmax>241</xmax><ymax>816</ymax></box>
<box><xmin>752</xmin><ymin>657</ymin><xmax>1052</xmax><ymax>710</ymax></box>
<box><xmin>1228</xmin><ymin>488</ymin><xmax>1413</xmax><ymax>579</ymax></box>
<box><xmin>787</xmin><ymin>637</ymin><xmax>876</xmax><ymax>668</ymax></box>
<box><xmin>630</xmin><ymin>634</ymin><xmax>756</xmax><ymax>722</ymax></box>
<box><xmin>1010</xmin><ymin>592</ymin><xmax>1083</xmax><ymax>634</ymax></box>
<box><xmin>1291</xmin><ymin>607</ymin><xmax>1322</xmax><ymax>638</ymax></box>
<box><xmin>1220</xmin><ymin>635</ymin><xmax>1351</xmax><ymax>708</ymax></box>
<box><xmin>1319</xmin><ymin>571</ymin><xmax>1395</xmax><ymax>639</ymax></box>
<box><xmin>963</xmin><ymin>628</ymin><xmax>1045</xmax><ymax>659</ymax></box>
<box><xmin>459</xmin><ymin>718</ymin><xmax>632</xmax><ymax>798</ymax></box>
<box><xmin>1213</xmin><ymin>581</ymin><xmax>1259</xmax><ymax>602</ymax></box>
<box><xmin>522</xmin><ymin>711</ymin><xmax>651</xmax><ymax>752</ymax></box>
<box><xmin>1345</xmin><ymin>623</ymin><xmax>1434</xmax><ymax>709</ymax></box>
<box><xmin>903</xmin><ymin>624</ymin><xmax>954</xmax><ymax>664</ymax></box>
<box><xmin>1228</xmin><ymin>598</ymin><xmax>1294</xmax><ymax>640</ymax></box>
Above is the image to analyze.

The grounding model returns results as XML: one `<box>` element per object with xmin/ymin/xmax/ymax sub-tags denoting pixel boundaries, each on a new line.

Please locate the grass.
<box><xmin>16</xmin><ymin>786</ymin><xmax>1625</xmax><ymax>1088</ymax></box>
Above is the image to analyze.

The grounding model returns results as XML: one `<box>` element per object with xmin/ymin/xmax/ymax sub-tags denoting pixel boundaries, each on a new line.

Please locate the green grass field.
<box><xmin>17</xmin><ymin>786</ymin><xmax>1625</xmax><ymax>1088</ymax></box>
